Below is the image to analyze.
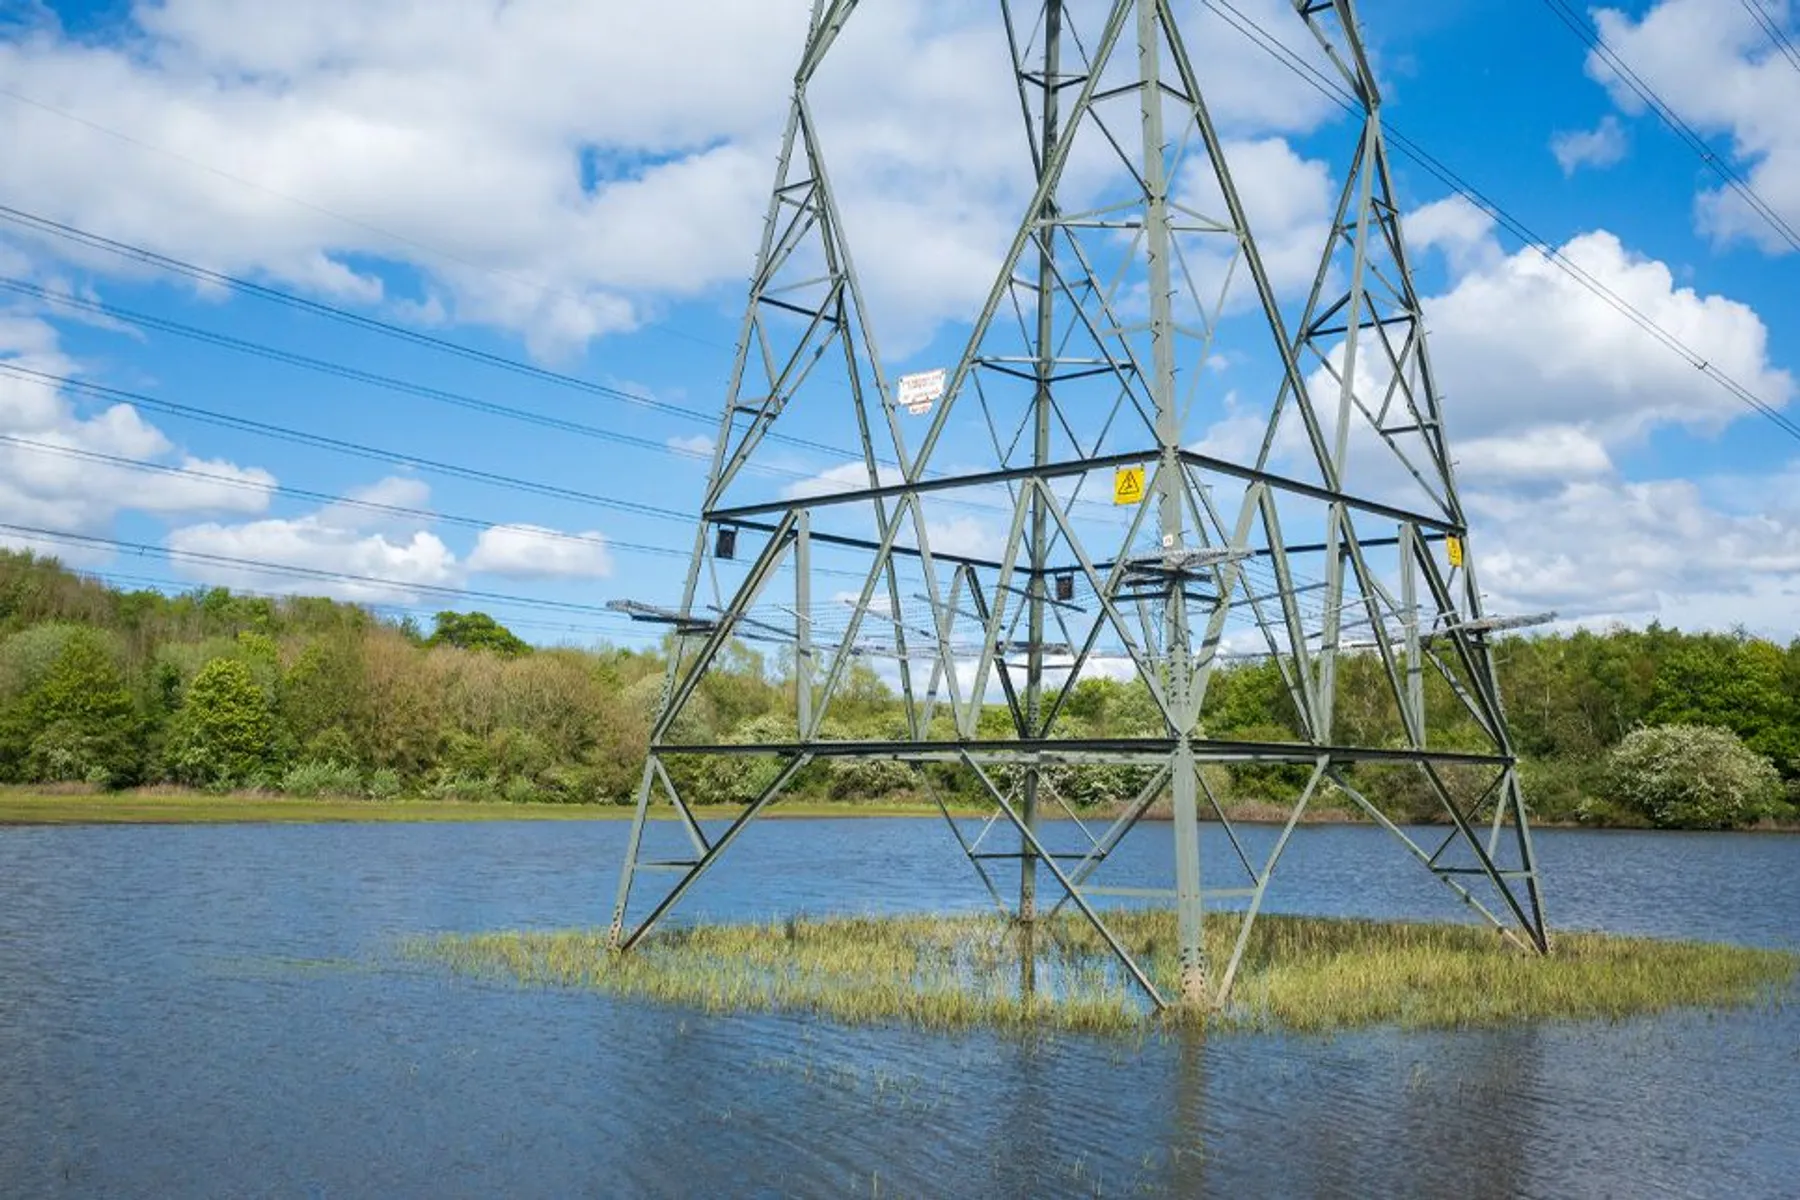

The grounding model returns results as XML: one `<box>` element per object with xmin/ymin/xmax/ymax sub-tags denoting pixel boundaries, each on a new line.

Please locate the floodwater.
<box><xmin>0</xmin><ymin>818</ymin><xmax>1795</xmax><ymax>1198</ymax></box>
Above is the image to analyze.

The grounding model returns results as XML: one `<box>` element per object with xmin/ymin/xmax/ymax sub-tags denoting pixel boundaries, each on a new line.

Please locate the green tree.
<box><xmin>1649</xmin><ymin>636</ymin><xmax>1800</xmax><ymax>776</ymax></box>
<box><xmin>698</xmin><ymin>641</ymin><xmax>782</xmax><ymax>734</ymax></box>
<box><xmin>1202</xmin><ymin>659</ymin><xmax>1295</xmax><ymax>738</ymax></box>
<box><xmin>426</xmin><ymin>611</ymin><xmax>531</xmax><ymax>657</ymax></box>
<box><xmin>24</xmin><ymin>629</ymin><xmax>141</xmax><ymax>786</ymax></box>
<box><xmin>1605</xmin><ymin>724</ymin><xmax>1782</xmax><ymax>830</ymax></box>
<box><xmin>165</xmin><ymin>657</ymin><xmax>281</xmax><ymax>787</ymax></box>
<box><xmin>280</xmin><ymin>637</ymin><xmax>368</xmax><ymax>763</ymax></box>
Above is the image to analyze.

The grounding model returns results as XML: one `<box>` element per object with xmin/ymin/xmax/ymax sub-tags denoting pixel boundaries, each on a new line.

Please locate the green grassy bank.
<box><xmin>0</xmin><ymin>788</ymin><xmax>982</xmax><ymax>825</ymax></box>
<box><xmin>404</xmin><ymin>912</ymin><xmax>1797</xmax><ymax>1036</ymax></box>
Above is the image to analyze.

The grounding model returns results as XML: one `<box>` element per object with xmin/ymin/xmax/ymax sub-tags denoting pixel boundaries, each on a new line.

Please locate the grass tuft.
<box><xmin>403</xmin><ymin>912</ymin><xmax>1796</xmax><ymax>1037</ymax></box>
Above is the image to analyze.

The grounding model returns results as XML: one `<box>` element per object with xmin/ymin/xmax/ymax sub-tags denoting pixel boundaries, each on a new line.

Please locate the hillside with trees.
<box><xmin>0</xmin><ymin>550</ymin><xmax>1794</xmax><ymax>829</ymax></box>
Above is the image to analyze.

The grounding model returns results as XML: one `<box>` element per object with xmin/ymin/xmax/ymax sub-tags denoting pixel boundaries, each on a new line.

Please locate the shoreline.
<box><xmin>0</xmin><ymin>790</ymin><xmax>980</xmax><ymax>826</ymax></box>
<box><xmin>3</xmin><ymin>787</ymin><xmax>1796</xmax><ymax>832</ymax></box>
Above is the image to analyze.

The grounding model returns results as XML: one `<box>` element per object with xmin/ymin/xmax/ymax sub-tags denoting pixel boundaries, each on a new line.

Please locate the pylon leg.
<box><xmin>1171</xmin><ymin>742</ymin><xmax>1208</xmax><ymax>1004</ymax></box>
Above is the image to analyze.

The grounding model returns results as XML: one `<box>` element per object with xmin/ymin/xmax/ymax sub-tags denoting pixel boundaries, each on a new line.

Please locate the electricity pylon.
<box><xmin>607</xmin><ymin>0</ymin><xmax>1549</xmax><ymax>1010</ymax></box>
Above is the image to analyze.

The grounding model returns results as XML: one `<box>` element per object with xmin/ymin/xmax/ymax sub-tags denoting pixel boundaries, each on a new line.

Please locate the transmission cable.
<box><xmin>1736</xmin><ymin>0</ymin><xmax>1800</xmax><ymax>79</ymax></box>
<box><xmin>0</xmin><ymin>430</ymin><xmax>884</xmax><ymax>581</ymax></box>
<box><xmin>76</xmin><ymin>568</ymin><xmax>656</xmax><ymax>643</ymax></box>
<box><xmin>0</xmin><ymin>275</ymin><xmax>723</xmax><ymax>465</ymax></box>
<box><xmin>1200</xmin><ymin>0</ymin><xmax>1800</xmax><ymax>447</ymax></box>
<box><xmin>0</xmin><ymin>431</ymin><xmax>686</xmax><ymax>559</ymax></box>
<box><xmin>0</xmin><ymin>521</ymin><xmax>646</xmax><ymax>616</ymax></box>
<box><xmin>0</xmin><ymin>81</ymin><xmax>731</xmax><ymax>357</ymax></box>
<box><xmin>0</xmin><ymin>201</ymin><xmax>851</xmax><ymax>463</ymax></box>
<box><xmin>1537</xmin><ymin>0</ymin><xmax>1800</xmax><ymax>253</ymax></box>
<box><xmin>0</xmin><ymin>359</ymin><xmax>698</xmax><ymax>523</ymax></box>
<box><xmin>0</xmin><ymin>203</ymin><xmax>1157</xmax><ymax>525</ymax></box>
<box><xmin>0</xmin><ymin>247</ymin><xmax>1092</xmax><ymax>524</ymax></box>
<box><xmin>0</xmin><ymin>81</ymin><xmax>1181</xmax><ymax>525</ymax></box>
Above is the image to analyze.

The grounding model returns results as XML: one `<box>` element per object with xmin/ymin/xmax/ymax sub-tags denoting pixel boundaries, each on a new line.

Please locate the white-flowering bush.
<box><xmin>1605</xmin><ymin>724</ymin><xmax>1782</xmax><ymax>830</ymax></box>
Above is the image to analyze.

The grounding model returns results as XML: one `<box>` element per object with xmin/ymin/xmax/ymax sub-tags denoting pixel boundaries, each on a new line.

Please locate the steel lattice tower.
<box><xmin>608</xmin><ymin>0</ymin><xmax>1549</xmax><ymax>1009</ymax></box>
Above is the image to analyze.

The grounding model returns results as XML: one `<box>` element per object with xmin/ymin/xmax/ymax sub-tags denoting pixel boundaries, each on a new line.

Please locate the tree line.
<box><xmin>0</xmin><ymin>550</ymin><xmax>1794</xmax><ymax>828</ymax></box>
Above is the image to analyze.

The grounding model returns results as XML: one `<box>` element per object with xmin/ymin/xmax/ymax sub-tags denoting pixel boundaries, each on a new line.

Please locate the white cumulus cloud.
<box><xmin>666</xmin><ymin>433</ymin><xmax>715</xmax><ymax>459</ymax></box>
<box><xmin>167</xmin><ymin>517</ymin><xmax>458</xmax><ymax>604</ymax></box>
<box><xmin>1588</xmin><ymin>0</ymin><xmax>1800</xmax><ymax>252</ymax></box>
<box><xmin>1195</xmin><ymin>199</ymin><xmax>1800</xmax><ymax>632</ymax></box>
<box><xmin>1417</xmin><ymin>200</ymin><xmax>1793</xmax><ymax>444</ymax></box>
<box><xmin>1551</xmin><ymin>115</ymin><xmax>1629</xmax><ymax>175</ymax></box>
<box><xmin>0</xmin><ymin>315</ymin><xmax>274</xmax><ymax>553</ymax></box>
<box><xmin>467</xmin><ymin>523</ymin><xmax>614</xmax><ymax>579</ymax></box>
<box><xmin>0</xmin><ymin>0</ymin><xmax>1352</xmax><ymax>358</ymax></box>
<box><xmin>781</xmin><ymin>461</ymin><xmax>906</xmax><ymax>501</ymax></box>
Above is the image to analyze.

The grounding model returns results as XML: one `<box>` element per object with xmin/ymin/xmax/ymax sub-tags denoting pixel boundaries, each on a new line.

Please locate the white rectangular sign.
<box><xmin>896</xmin><ymin>368</ymin><xmax>946</xmax><ymax>415</ymax></box>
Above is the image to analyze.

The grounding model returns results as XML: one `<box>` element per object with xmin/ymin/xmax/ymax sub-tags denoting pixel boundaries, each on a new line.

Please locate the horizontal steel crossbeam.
<box><xmin>652</xmin><ymin>736</ymin><xmax>1512</xmax><ymax>766</ymax></box>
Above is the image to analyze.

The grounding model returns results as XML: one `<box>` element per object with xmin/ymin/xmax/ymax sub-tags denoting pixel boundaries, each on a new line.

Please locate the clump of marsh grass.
<box><xmin>401</xmin><ymin>912</ymin><xmax>1796</xmax><ymax>1037</ymax></box>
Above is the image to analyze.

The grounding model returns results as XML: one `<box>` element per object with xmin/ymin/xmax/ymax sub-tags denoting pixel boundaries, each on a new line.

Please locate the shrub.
<box><xmin>1519</xmin><ymin>755</ymin><xmax>1604</xmax><ymax>823</ymax></box>
<box><xmin>1059</xmin><ymin>759</ymin><xmax>1161</xmax><ymax>808</ymax></box>
<box><xmin>683</xmin><ymin>752</ymin><xmax>780</xmax><ymax>806</ymax></box>
<box><xmin>280</xmin><ymin>760</ymin><xmax>364</xmax><ymax>798</ymax></box>
<box><xmin>501</xmin><ymin>774</ymin><xmax>543</xmax><ymax>805</ymax></box>
<box><xmin>1221</xmin><ymin>722</ymin><xmax>1316</xmax><ymax>804</ymax></box>
<box><xmin>1605</xmin><ymin>724</ymin><xmax>1782</xmax><ymax>830</ymax></box>
<box><xmin>827</xmin><ymin>756</ymin><xmax>914</xmax><ymax>801</ymax></box>
<box><xmin>301</xmin><ymin>726</ymin><xmax>360</xmax><ymax>767</ymax></box>
<box><xmin>1572</xmin><ymin>795</ymin><xmax>1648</xmax><ymax>829</ymax></box>
<box><xmin>429</xmin><ymin>771</ymin><xmax>502</xmax><ymax>803</ymax></box>
<box><xmin>365</xmin><ymin>768</ymin><xmax>405</xmax><ymax>801</ymax></box>
<box><xmin>281</xmin><ymin>639</ymin><xmax>368</xmax><ymax>760</ymax></box>
<box><xmin>1772</xmin><ymin>781</ymin><xmax>1800</xmax><ymax>825</ymax></box>
<box><xmin>536</xmin><ymin>764</ymin><xmax>600</xmax><ymax>804</ymax></box>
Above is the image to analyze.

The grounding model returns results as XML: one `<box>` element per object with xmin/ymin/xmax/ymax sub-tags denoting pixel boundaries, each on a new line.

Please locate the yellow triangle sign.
<box><xmin>1113</xmin><ymin>466</ymin><xmax>1145</xmax><ymax>505</ymax></box>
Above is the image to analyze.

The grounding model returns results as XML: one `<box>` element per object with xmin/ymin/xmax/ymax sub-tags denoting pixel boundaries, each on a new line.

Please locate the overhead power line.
<box><xmin>0</xmin><ymin>200</ymin><xmax>1163</xmax><ymax>534</ymax></box>
<box><xmin>0</xmin><ymin>359</ymin><xmax>697</xmax><ymax>523</ymax></box>
<box><xmin>0</xmin><ymin>200</ymin><xmax>1154</xmax><ymax>526</ymax></box>
<box><xmin>1538</xmin><ymin>0</ymin><xmax>1800</xmax><ymax>254</ymax></box>
<box><xmin>0</xmin><ymin>274</ymin><xmax>711</xmax><ymax>464</ymax></box>
<box><xmin>0</xmin><ymin>202</ymin><xmax>856</xmax><ymax>461</ymax></box>
<box><xmin>0</xmin><ymin>430</ymin><xmax>879</xmax><ymax>582</ymax></box>
<box><xmin>0</xmin><ymin>310</ymin><xmax>1137</xmax><ymax>536</ymax></box>
<box><xmin>0</xmin><ymin>520</ymin><xmax>636</xmax><ymax>616</ymax></box>
<box><xmin>0</xmin><ymin>211</ymin><xmax>1098</xmax><ymax>527</ymax></box>
<box><xmin>0</xmin><ymin>272</ymin><xmax>858</xmax><ymax>477</ymax></box>
<box><xmin>73</xmin><ymin>567</ymin><xmax>658</xmax><ymax>643</ymax></box>
<box><xmin>0</xmin><ymin>82</ymin><xmax>731</xmax><ymax>356</ymax></box>
<box><xmin>1736</xmin><ymin>0</ymin><xmax>1800</xmax><ymax>81</ymax></box>
<box><xmin>0</xmin><ymin>431</ymin><xmax>683</xmax><ymax>560</ymax></box>
<box><xmin>0</xmin><ymin>273</ymin><xmax>846</xmax><ymax>491</ymax></box>
<box><xmin>1200</xmin><ymin>0</ymin><xmax>1800</xmax><ymax>448</ymax></box>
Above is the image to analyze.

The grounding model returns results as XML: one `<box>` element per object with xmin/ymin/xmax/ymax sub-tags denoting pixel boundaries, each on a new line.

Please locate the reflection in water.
<box><xmin>1161</xmin><ymin>1034</ymin><xmax>1209</xmax><ymax>1195</ymax></box>
<box><xmin>0</xmin><ymin>821</ymin><xmax>1794</xmax><ymax>1197</ymax></box>
<box><xmin>1018</xmin><ymin>917</ymin><xmax>1036</xmax><ymax>1002</ymax></box>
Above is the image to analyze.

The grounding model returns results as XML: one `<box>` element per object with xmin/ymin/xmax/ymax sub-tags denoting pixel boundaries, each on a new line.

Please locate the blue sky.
<box><xmin>0</xmin><ymin>0</ymin><xmax>1796</xmax><ymax>648</ymax></box>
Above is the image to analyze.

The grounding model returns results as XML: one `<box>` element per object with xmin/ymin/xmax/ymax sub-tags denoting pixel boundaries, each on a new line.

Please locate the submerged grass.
<box><xmin>404</xmin><ymin>912</ymin><xmax>1796</xmax><ymax>1037</ymax></box>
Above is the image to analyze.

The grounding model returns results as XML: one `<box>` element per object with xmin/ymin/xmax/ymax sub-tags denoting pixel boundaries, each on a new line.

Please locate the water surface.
<box><xmin>1</xmin><ymin>819</ymin><xmax>1794</xmax><ymax>1197</ymax></box>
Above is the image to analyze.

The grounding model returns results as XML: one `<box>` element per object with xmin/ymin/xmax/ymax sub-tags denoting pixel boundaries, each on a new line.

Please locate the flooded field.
<box><xmin>1</xmin><ymin>820</ymin><xmax>1795</xmax><ymax>1197</ymax></box>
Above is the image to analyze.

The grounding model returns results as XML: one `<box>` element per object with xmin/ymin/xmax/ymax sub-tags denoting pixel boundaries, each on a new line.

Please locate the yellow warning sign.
<box><xmin>1113</xmin><ymin>465</ymin><xmax>1146</xmax><ymax>505</ymax></box>
<box><xmin>1446</xmin><ymin>535</ymin><xmax>1465</xmax><ymax>568</ymax></box>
